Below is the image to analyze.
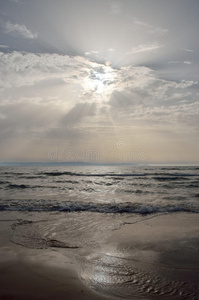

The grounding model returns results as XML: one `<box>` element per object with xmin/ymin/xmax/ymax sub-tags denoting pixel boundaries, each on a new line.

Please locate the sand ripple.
<box><xmin>80</xmin><ymin>253</ymin><xmax>199</xmax><ymax>299</ymax></box>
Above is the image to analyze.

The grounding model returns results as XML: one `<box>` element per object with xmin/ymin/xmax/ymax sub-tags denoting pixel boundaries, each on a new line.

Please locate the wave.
<box><xmin>5</xmin><ymin>184</ymin><xmax>60</xmax><ymax>190</ymax></box>
<box><xmin>152</xmin><ymin>176</ymin><xmax>190</xmax><ymax>181</ymax></box>
<box><xmin>124</xmin><ymin>189</ymin><xmax>149</xmax><ymax>194</ymax></box>
<box><xmin>185</xmin><ymin>182</ymin><xmax>199</xmax><ymax>188</ymax></box>
<box><xmin>0</xmin><ymin>181</ymin><xmax>10</xmax><ymax>184</ymax></box>
<box><xmin>55</xmin><ymin>180</ymin><xmax>79</xmax><ymax>184</ymax></box>
<box><xmin>37</xmin><ymin>171</ymin><xmax>199</xmax><ymax>178</ymax></box>
<box><xmin>19</xmin><ymin>176</ymin><xmax>45</xmax><ymax>179</ymax></box>
<box><xmin>6</xmin><ymin>184</ymin><xmax>30</xmax><ymax>189</ymax></box>
<box><xmin>0</xmin><ymin>201</ymin><xmax>198</xmax><ymax>214</ymax></box>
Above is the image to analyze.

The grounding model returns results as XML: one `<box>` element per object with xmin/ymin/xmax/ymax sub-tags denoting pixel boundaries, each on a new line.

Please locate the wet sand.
<box><xmin>0</xmin><ymin>211</ymin><xmax>199</xmax><ymax>299</ymax></box>
<box><xmin>0</xmin><ymin>213</ymin><xmax>107</xmax><ymax>300</ymax></box>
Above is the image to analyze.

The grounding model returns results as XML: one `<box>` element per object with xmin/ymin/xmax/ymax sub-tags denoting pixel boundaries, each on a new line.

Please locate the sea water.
<box><xmin>0</xmin><ymin>165</ymin><xmax>199</xmax><ymax>299</ymax></box>
<box><xmin>0</xmin><ymin>165</ymin><xmax>199</xmax><ymax>213</ymax></box>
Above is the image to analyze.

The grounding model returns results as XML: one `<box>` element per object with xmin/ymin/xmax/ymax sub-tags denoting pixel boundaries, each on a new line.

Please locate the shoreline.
<box><xmin>0</xmin><ymin>211</ymin><xmax>199</xmax><ymax>299</ymax></box>
<box><xmin>0</xmin><ymin>212</ymin><xmax>107</xmax><ymax>300</ymax></box>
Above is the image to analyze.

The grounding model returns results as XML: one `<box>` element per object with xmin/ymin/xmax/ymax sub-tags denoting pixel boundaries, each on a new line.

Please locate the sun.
<box><xmin>84</xmin><ymin>63</ymin><xmax>115</xmax><ymax>95</ymax></box>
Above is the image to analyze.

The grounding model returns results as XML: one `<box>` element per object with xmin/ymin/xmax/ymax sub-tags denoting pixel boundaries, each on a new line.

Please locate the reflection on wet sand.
<box><xmin>79</xmin><ymin>213</ymin><xmax>199</xmax><ymax>299</ymax></box>
<box><xmin>80</xmin><ymin>248</ymin><xmax>198</xmax><ymax>299</ymax></box>
<box><xmin>10</xmin><ymin>212</ymin><xmax>199</xmax><ymax>299</ymax></box>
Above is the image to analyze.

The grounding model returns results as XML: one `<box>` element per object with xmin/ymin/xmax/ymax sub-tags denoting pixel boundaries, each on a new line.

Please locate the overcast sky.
<box><xmin>0</xmin><ymin>0</ymin><xmax>199</xmax><ymax>164</ymax></box>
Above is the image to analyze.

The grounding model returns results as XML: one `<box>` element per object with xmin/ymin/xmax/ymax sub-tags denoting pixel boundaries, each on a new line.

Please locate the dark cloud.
<box><xmin>0</xmin><ymin>102</ymin><xmax>62</xmax><ymax>141</ymax></box>
<box><xmin>109</xmin><ymin>89</ymin><xmax>148</xmax><ymax>109</ymax></box>
<box><xmin>61</xmin><ymin>102</ymin><xmax>97</xmax><ymax>126</ymax></box>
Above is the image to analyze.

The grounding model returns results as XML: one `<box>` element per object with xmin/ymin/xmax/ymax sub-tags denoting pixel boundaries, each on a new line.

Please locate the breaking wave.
<box><xmin>0</xmin><ymin>201</ymin><xmax>198</xmax><ymax>214</ymax></box>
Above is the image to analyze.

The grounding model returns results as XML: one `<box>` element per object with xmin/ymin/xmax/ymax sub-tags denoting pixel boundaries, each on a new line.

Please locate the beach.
<box><xmin>0</xmin><ymin>211</ymin><xmax>107</xmax><ymax>300</ymax></box>
<box><xmin>0</xmin><ymin>210</ymin><xmax>199</xmax><ymax>300</ymax></box>
<box><xmin>1</xmin><ymin>0</ymin><xmax>199</xmax><ymax>298</ymax></box>
<box><xmin>1</xmin><ymin>0</ymin><xmax>199</xmax><ymax>297</ymax></box>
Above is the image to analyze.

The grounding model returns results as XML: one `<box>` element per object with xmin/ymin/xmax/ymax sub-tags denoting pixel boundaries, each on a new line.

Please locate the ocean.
<box><xmin>0</xmin><ymin>165</ymin><xmax>199</xmax><ymax>214</ymax></box>
<box><xmin>0</xmin><ymin>165</ymin><xmax>199</xmax><ymax>299</ymax></box>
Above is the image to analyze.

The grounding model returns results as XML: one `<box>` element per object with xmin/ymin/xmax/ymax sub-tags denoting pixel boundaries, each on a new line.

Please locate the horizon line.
<box><xmin>0</xmin><ymin>161</ymin><xmax>199</xmax><ymax>167</ymax></box>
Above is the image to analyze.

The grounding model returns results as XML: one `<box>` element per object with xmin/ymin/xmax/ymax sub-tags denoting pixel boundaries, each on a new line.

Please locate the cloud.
<box><xmin>109</xmin><ymin>89</ymin><xmax>148</xmax><ymax>109</ymax></box>
<box><xmin>3</xmin><ymin>21</ymin><xmax>37</xmax><ymax>39</ymax></box>
<box><xmin>134</xmin><ymin>19</ymin><xmax>169</xmax><ymax>36</ymax></box>
<box><xmin>1</xmin><ymin>51</ymin><xmax>197</xmax><ymax>106</ymax></box>
<box><xmin>175</xmin><ymin>80</ymin><xmax>197</xmax><ymax>89</ymax></box>
<box><xmin>0</xmin><ymin>51</ymin><xmax>117</xmax><ymax>102</ymax></box>
<box><xmin>113</xmin><ymin>65</ymin><xmax>156</xmax><ymax>90</ymax></box>
<box><xmin>0</xmin><ymin>99</ymin><xmax>98</xmax><ymax>159</ymax></box>
<box><xmin>0</xmin><ymin>0</ymin><xmax>198</xmax><ymax>163</ymax></box>
<box><xmin>168</xmin><ymin>61</ymin><xmax>192</xmax><ymax>65</ymax></box>
<box><xmin>148</xmin><ymin>27</ymin><xmax>169</xmax><ymax>36</ymax></box>
<box><xmin>107</xmin><ymin>64</ymin><xmax>198</xmax><ymax>132</ymax></box>
<box><xmin>0</xmin><ymin>101</ymin><xmax>62</xmax><ymax>141</ymax></box>
<box><xmin>184</xmin><ymin>61</ymin><xmax>192</xmax><ymax>65</ymax></box>
<box><xmin>85</xmin><ymin>50</ymin><xmax>99</xmax><ymax>56</ymax></box>
<box><xmin>8</xmin><ymin>0</ymin><xmax>23</xmax><ymax>3</ymax></box>
<box><xmin>0</xmin><ymin>51</ymin><xmax>198</xmax><ymax>161</ymax></box>
<box><xmin>0</xmin><ymin>51</ymin><xmax>89</xmax><ymax>89</ymax></box>
<box><xmin>182</xmin><ymin>48</ymin><xmax>194</xmax><ymax>53</ymax></box>
<box><xmin>43</xmin><ymin>102</ymin><xmax>98</xmax><ymax>144</ymax></box>
<box><xmin>127</xmin><ymin>43</ymin><xmax>161</xmax><ymax>55</ymax></box>
<box><xmin>108</xmin><ymin>89</ymin><xmax>199</xmax><ymax>132</ymax></box>
<box><xmin>109</xmin><ymin>0</ymin><xmax>122</xmax><ymax>14</ymax></box>
<box><xmin>0</xmin><ymin>45</ymin><xmax>9</xmax><ymax>49</ymax></box>
<box><xmin>61</xmin><ymin>102</ymin><xmax>97</xmax><ymax>126</ymax></box>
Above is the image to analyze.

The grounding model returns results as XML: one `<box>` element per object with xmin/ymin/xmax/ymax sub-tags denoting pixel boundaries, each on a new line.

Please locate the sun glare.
<box><xmin>84</xmin><ymin>64</ymin><xmax>115</xmax><ymax>95</ymax></box>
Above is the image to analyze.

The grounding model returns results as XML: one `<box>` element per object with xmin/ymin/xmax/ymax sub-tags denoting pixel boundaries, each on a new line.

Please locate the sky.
<box><xmin>0</xmin><ymin>0</ymin><xmax>199</xmax><ymax>164</ymax></box>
